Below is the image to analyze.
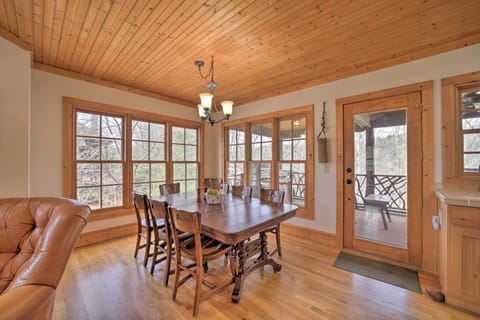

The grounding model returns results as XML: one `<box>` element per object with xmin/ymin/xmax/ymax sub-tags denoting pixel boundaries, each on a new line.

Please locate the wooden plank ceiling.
<box><xmin>1</xmin><ymin>0</ymin><xmax>479</xmax><ymax>107</ymax></box>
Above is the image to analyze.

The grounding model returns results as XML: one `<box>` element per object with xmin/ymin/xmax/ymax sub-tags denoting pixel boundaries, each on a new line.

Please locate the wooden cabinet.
<box><xmin>437</xmin><ymin>200</ymin><xmax>480</xmax><ymax>314</ymax></box>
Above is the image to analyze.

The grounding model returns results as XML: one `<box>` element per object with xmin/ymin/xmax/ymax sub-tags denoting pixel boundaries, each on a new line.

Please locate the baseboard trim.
<box><xmin>76</xmin><ymin>223</ymin><xmax>137</xmax><ymax>248</ymax></box>
<box><xmin>282</xmin><ymin>223</ymin><xmax>336</xmax><ymax>247</ymax></box>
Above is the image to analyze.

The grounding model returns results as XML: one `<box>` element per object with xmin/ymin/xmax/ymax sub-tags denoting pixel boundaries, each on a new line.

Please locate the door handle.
<box><xmin>345</xmin><ymin>178</ymin><xmax>353</xmax><ymax>184</ymax></box>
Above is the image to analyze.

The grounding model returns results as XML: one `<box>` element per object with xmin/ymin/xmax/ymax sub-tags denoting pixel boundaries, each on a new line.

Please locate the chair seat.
<box><xmin>180</xmin><ymin>236</ymin><xmax>231</xmax><ymax>261</ymax></box>
<box><xmin>141</xmin><ymin>217</ymin><xmax>165</xmax><ymax>229</ymax></box>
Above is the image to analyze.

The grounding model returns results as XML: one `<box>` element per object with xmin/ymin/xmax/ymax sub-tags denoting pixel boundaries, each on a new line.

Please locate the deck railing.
<box><xmin>355</xmin><ymin>174</ymin><xmax>407</xmax><ymax>215</ymax></box>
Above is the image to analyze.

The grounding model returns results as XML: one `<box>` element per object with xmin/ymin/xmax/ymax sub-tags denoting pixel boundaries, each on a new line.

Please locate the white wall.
<box><xmin>30</xmin><ymin>70</ymin><xmax>201</xmax><ymax>232</ymax></box>
<box><xmin>0</xmin><ymin>37</ymin><xmax>31</xmax><ymax>197</ymax></box>
<box><xmin>207</xmin><ymin>44</ymin><xmax>480</xmax><ymax>234</ymax></box>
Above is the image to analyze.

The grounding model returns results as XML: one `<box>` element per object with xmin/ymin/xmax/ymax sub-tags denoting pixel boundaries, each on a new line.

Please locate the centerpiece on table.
<box><xmin>205</xmin><ymin>189</ymin><xmax>223</xmax><ymax>204</ymax></box>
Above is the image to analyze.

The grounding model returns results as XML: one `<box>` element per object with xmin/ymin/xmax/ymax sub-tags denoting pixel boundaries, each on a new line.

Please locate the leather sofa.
<box><xmin>0</xmin><ymin>197</ymin><xmax>90</xmax><ymax>320</ymax></box>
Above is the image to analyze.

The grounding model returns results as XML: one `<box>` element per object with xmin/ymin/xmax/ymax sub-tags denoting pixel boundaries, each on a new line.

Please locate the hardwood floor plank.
<box><xmin>54</xmin><ymin>233</ymin><xmax>479</xmax><ymax>319</ymax></box>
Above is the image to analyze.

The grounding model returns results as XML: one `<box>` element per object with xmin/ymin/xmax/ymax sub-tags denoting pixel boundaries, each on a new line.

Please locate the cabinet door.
<box><xmin>447</xmin><ymin>206</ymin><xmax>480</xmax><ymax>314</ymax></box>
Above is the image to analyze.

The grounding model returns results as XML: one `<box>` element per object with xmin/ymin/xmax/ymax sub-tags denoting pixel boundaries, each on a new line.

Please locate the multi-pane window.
<box><xmin>249</xmin><ymin>122</ymin><xmax>272</xmax><ymax>197</ymax></box>
<box><xmin>65</xmin><ymin>98</ymin><xmax>203</xmax><ymax>214</ymax></box>
<box><xmin>132</xmin><ymin>120</ymin><xmax>166</xmax><ymax>197</ymax></box>
<box><xmin>278</xmin><ymin>117</ymin><xmax>307</xmax><ymax>206</ymax></box>
<box><xmin>172</xmin><ymin>126</ymin><xmax>199</xmax><ymax>192</ymax></box>
<box><xmin>76</xmin><ymin>111</ymin><xmax>123</xmax><ymax>209</ymax></box>
<box><xmin>226</xmin><ymin>127</ymin><xmax>245</xmax><ymax>186</ymax></box>
<box><xmin>459</xmin><ymin>84</ymin><xmax>480</xmax><ymax>174</ymax></box>
<box><xmin>223</xmin><ymin>106</ymin><xmax>313</xmax><ymax>218</ymax></box>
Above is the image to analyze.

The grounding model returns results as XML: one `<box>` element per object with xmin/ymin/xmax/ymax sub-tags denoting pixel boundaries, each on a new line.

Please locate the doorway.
<box><xmin>336</xmin><ymin>83</ymin><xmax>433</xmax><ymax>267</ymax></box>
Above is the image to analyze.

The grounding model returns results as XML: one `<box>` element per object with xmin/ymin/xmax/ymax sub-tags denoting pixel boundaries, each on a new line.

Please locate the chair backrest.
<box><xmin>242</xmin><ymin>186</ymin><xmax>252</xmax><ymax>198</ymax></box>
<box><xmin>160</xmin><ymin>182</ymin><xmax>181</xmax><ymax>195</ymax></box>
<box><xmin>204</xmin><ymin>178</ymin><xmax>222</xmax><ymax>190</ymax></box>
<box><xmin>271</xmin><ymin>190</ymin><xmax>285</xmax><ymax>203</ymax></box>
<box><xmin>260</xmin><ymin>188</ymin><xmax>273</xmax><ymax>201</ymax></box>
<box><xmin>150</xmin><ymin>199</ymin><xmax>170</xmax><ymax>241</ymax></box>
<box><xmin>231</xmin><ymin>185</ymin><xmax>252</xmax><ymax>198</ymax></box>
<box><xmin>133</xmin><ymin>193</ymin><xmax>151</xmax><ymax>228</ymax></box>
<box><xmin>220</xmin><ymin>183</ymin><xmax>230</xmax><ymax>193</ymax></box>
<box><xmin>231</xmin><ymin>185</ymin><xmax>243</xmax><ymax>197</ymax></box>
<box><xmin>169</xmin><ymin>207</ymin><xmax>203</xmax><ymax>264</ymax></box>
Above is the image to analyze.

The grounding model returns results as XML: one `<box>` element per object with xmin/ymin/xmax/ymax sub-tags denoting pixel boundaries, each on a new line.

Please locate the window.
<box><xmin>278</xmin><ymin>117</ymin><xmax>307</xmax><ymax>207</ymax></box>
<box><xmin>171</xmin><ymin>126</ymin><xmax>199</xmax><ymax>192</ymax></box>
<box><xmin>442</xmin><ymin>72</ymin><xmax>480</xmax><ymax>180</ymax></box>
<box><xmin>75</xmin><ymin>111</ymin><xmax>124</xmax><ymax>209</ymax></box>
<box><xmin>64</xmin><ymin>97</ymin><xmax>203</xmax><ymax>216</ymax></box>
<box><xmin>249</xmin><ymin>121</ymin><xmax>272</xmax><ymax>197</ymax></box>
<box><xmin>226</xmin><ymin>126</ymin><xmax>245</xmax><ymax>186</ymax></box>
<box><xmin>223</xmin><ymin>105</ymin><xmax>314</xmax><ymax>219</ymax></box>
<box><xmin>459</xmin><ymin>85</ymin><xmax>480</xmax><ymax>174</ymax></box>
<box><xmin>132</xmin><ymin>120</ymin><xmax>166</xmax><ymax>197</ymax></box>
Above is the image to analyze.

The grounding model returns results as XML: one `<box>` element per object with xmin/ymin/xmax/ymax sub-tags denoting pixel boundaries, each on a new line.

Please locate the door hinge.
<box><xmin>420</xmin><ymin>151</ymin><xmax>423</xmax><ymax>160</ymax></box>
<box><xmin>416</xmin><ymin>104</ymin><xmax>424</xmax><ymax>112</ymax></box>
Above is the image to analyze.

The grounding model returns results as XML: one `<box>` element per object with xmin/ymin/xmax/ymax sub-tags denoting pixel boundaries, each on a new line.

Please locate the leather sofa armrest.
<box><xmin>0</xmin><ymin>285</ymin><xmax>55</xmax><ymax>320</ymax></box>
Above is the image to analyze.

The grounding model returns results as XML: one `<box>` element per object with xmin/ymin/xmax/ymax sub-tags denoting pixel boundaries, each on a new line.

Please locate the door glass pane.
<box><xmin>353</xmin><ymin>109</ymin><xmax>407</xmax><ymax>248</ymax></box>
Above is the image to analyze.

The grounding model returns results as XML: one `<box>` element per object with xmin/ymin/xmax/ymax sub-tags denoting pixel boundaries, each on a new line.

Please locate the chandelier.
<box><xmin>195</xmin><ymin>56</ymin><xmax>233</xmax><ymax>126</ymax></box>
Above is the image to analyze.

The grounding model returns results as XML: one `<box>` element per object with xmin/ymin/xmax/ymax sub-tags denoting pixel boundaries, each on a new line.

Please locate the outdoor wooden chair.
<box><xmin>169</xmin><ymin>207</ymin><xmax>236</xmax><ymax>316</ymax></box>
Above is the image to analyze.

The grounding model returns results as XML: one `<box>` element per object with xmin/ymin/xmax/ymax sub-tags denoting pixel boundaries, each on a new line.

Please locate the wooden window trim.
<box><xmin>441</xmin><ymin>71</ymin><xmax>480</xmax><ymax>182</ymax></box>
<box><xmin>63</xmin><ymin>97</ymin><xmax>204</xmax><ymax>221</ymax></box>
<box><xmin>222</xmin><ymin>105</ymin><xmax>314</xmax><ymax>219</ymax></box>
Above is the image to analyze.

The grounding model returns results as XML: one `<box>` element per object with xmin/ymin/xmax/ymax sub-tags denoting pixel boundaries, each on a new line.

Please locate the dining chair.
<box><xmin>220</xmin><ymin>183</ymin><xmax>230</xmax><ymax>193</ymax></box>
<box><xmin>133</xmin><ymin>193</ymin><xmax>165</xmax><ymax>267</ymax></box>
<box><xmin>169</xmin><ymin>207</ymin><xmax>236</xmax><ymax>317</ymax></box>
<box><xmin>160</xmin><ymin>182</ymin><xmax>181</xmax><ymax>195</ymax></box>
<box><xmin>148</xmin><ymin>199</ymin><xmax>174</xmax><ymax>285</ymax></box>
<box><xmin>232</xmin><ymin>185</ymin><xmax>252</xmax><ymax>198</ymax></box>
<box><xmin>260</xmin><ymin>188</ymin><xmax>273</xmax><ymax>201</ymax></box>
<box><xmin>204</xmin><ymin>178</ymin><xmax>222</xmax><ymax>190</ymax></box>
<box><xmin>263</xmin><ymin>190</ymin><xmax>285</xmax><ymax>257</ymax></box>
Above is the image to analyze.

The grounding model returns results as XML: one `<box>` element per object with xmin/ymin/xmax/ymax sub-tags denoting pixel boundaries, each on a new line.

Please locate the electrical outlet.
<box><xmin>432</xmin><ymin>215</ymin><xmax>440</xmax><ymax>230</ymax></box>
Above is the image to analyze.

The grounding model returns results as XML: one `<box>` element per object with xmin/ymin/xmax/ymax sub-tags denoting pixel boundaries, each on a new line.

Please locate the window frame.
<box><xmin>442</xmin><ymin>71</ymin><xmax>480</xmax><ymax>181</ymax></box>
<box><xmin>63</xmin><ymin>97</ymin><xmax>204</xmax><ymax>220</ymax></box>
<box><xmin>222</xmin><ymin>105</ymin><xmax>314</xmax><ymax>219</ymax></box>
<box><xmin>170</xmin><ymin>125</ymin><xmax>201</xmax><ymax>192</ymax></box>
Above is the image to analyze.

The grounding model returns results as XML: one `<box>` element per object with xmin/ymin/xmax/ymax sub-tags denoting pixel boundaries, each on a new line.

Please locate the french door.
<box><xmin>342</xmin><ymin>92</ymin><xmax>423</xmax><ymax>265</ymax></box>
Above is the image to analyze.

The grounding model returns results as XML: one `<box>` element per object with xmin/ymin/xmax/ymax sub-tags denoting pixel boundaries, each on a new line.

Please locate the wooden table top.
<box><xmin>156</xmin><ymin>192</ymin><xmax>297</xmax><ymax>244</ymax></box>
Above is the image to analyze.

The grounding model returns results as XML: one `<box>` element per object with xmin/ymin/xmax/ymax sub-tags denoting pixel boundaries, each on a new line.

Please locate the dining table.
<box><xmin>155</xmin><ymin>191</ymin><xmax>297</xmax><ymax>303</ymax></box>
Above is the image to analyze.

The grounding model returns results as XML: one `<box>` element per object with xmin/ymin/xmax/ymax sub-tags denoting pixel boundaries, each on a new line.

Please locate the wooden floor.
<box><xmin>54</xmin><ymin>233</ymin><xmax>479</xmax><ymax>320</ymax></box>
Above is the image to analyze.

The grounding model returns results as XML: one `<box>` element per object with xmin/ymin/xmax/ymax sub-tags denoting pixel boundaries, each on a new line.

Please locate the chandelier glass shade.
<box><xmin>195</xmin><ymin>56</ymin><xmax>233</xmax><ymax>126</ymax></box>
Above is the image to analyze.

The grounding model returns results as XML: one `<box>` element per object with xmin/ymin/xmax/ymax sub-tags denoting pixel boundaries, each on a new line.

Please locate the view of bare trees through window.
<box><xmin>132</xmin><ymin>120</ymin><xmax>166</xmax><ymax>197</ymax></box>
<box><xmin>227</xmin><ymin>127</ymin><xmax>245</xmax><ymax>186</ymax></box>
<box><xmin>172</xmin><ymin>126</ymin><xmax>199</xmax><ymax>192</ymax></box>
<box><xmin>76</xmin><ymin>112</ymin><xmax>123</xmax><ymax>209</ymax></box>
<box><xmin>74</xmin><ymin>108</ymin><xmax>201</xmax><ymax>209</ymax></box>
<box><xmin>461</xmin><ymin>86</ymin><xmax>480</xmax><ymax>172</ymax></box>
<box><xmin>250</xmin><ymin>122</ymin><xmax>272</xmax><ymax>197</ymax></box>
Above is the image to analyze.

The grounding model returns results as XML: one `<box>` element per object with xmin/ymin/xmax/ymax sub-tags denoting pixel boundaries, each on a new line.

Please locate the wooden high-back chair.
<box><xmin>263</xmin><ymin>190</ymin><xmax>285</xmax><ymax>257</ymax></box>
<box><xmin>232</xmin><ymin>185</ymin><xmax>252</xmax><ymax>198</ymax></box>
<box><xmin>148</xmin><ymin>199</ymin><xmax>174</xmax><ymax>286</ymax></box>
<box><xmin>133</xmin><ymin>193</ymin><xmax>155</xmax><ymax>267</ymax></box>
<box><xmin>169</xmin><ymin>207</ymin><xmax>236</xmax><ymax>316</ymax></box>
<box><xmin>160</xmin><ymin>182</ymin><xmax>181</xmax><ymax>195</ymax></box>
<box><xmin>260</xmin><ymin>188</ymin><xmax>273</xmax><ymax>201</ymax></box>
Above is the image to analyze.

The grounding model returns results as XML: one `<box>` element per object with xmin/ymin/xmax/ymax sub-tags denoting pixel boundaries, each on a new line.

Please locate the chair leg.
<box><xmin>385</xmin><ymin>207</ymin><xmax>392</xmax><ymax>222</ymax></box>
<box><xmin>134</xmin><ymin>234</ymin><xmax>141</xmax><ymax>258</ymax></box>
<box><xmin>164</xmin><ymin>246</ymin><xmax>172</xmax><ymax>287</ymax></box>
<box><xmin>275</xmin><ymin>225</ymin><xmax>282</xmax><ymax>257</ymax></box>
<box><xmin>144</xmin><ymin>231</ymin><xmax>151</xmax><ymax>267</ymax></box>
<box><xmin>193</xmin><ymin>268</ymin><xmax>203</xmax><ymax>317</ymax></box>
<box><xmin>150</xmin><ymin>242</ymin><xmax>158</xmax><ymax>275</ymax></box>
<box><xmin>172</xmin><ymin>262</ymin><xmax>180</xmax><ymax>300</ymax></box>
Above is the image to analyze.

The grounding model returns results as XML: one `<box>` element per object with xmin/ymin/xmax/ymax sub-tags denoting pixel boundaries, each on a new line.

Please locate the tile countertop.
<box><xmin>435</xmin><ymin>183</ymin><xmax>480</xmax><ymax>208</ymax></box>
